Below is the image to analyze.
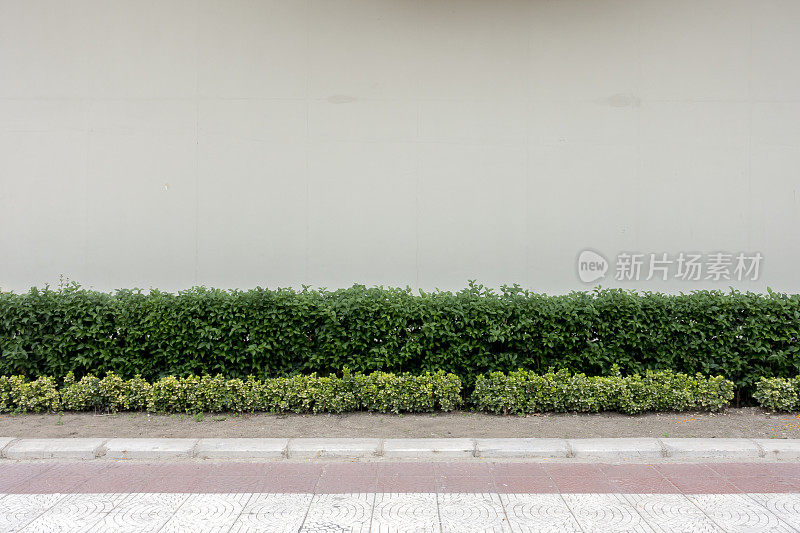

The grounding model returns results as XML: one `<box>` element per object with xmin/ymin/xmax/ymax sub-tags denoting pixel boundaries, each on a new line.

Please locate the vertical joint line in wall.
<box><xmin>193</xmin><ymin>0</ymin><xmax>200</xmax><ymax>285</ymax></box>
<box><xmin>746</xmin><ymin>0</ymin><xmax>754</xmax><ymax>252</ymax></box>
<box><xmin>304</xmin><ymin>0</ymin><xmax>311</xmax><ymax>283</ymax></box>
<box><xmin>415</xmin><ymin>99</ymin><xmax>421</xmax><ymax>290</ymax></box>
<box><xmin>83</xmin><ymin>100</ymin><xmax>90</xmax><ymax>278</ymax></box>
<box><xmin>194</xmin><ymin>98</ymin><xmax>200</xmax><ymax>286</ymax></box>
<box><xmin>524</xmin><ymin>4</ymin><xmax>531</xmax><ymax>287</ymax></box>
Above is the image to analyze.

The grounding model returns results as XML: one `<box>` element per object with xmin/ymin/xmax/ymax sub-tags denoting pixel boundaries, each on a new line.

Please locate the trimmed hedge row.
<box><xmin>2</xmin><ymin>284</ymin><xmax>799</xmax><ymax>396</ymax></box>
<box><xmin>753</xmin><ymin>377</ymin><xmax>800</xmax><ymax>411</ymax></box>
<box><xmin>0</xmin><ymin>369</ymin><xmax>740</xmax><ymax>415</ymax></box>
<box><xmin>472</xmin><ymin>368</ymin><xmax>734</xmax><ymax>415</ymax></box>
<box><xmin>1</xmin><ymin>371</ymin><xmax>462</xmax><ymax>414</ymax></box>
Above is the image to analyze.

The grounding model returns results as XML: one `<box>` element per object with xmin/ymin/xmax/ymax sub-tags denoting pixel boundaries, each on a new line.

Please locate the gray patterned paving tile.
<box><xmin>623</xmin><ymin>493</ymin><xmax>724</xmax><ymax>533</ymax></box>
<box><xmin>160</xmin><ymin>493</ymin><xmax>252</xmax><ymax>533</ymax></box>
<box><xmin>21</xmin><ymin>493</ymin><xmax>127</xmax><ymax>533</ymax></box>
<box><xmin>301</xmin><ymin>493</ymin><xmax>374</xmax><ymax>532</ymax></box>
<box><xmin>231</xmin><ymin>493</ymin><xmax>313</xmax><ymax>533</ymax></box>
<box><xmin>688</xmin><ymin>494</ymin><xmax>794</xmax><ymax>533</ymax></box>
<box><xmin>1</xmin><ymin>491</ymin><xmax>798</xmax><ymax>532</ymax></box>
<box><xmin>371</xmin><ymin>492</ymin><xmax>440</xmax><ymax>532</ymax></box>
<box><xmin>0</xmin><ymin>493</ymin><xmax>66</xmax><ymax>532</ymax></box>
<box><xmin>87</xmin><ymin>492</ymin><xmax>190</xmax><ymax>533</ymax></box>
<box><xmin>562</xmin><ymin>493</ymin><xmax>655</xmax><ymax>532</ymax></box>
<box><xmin>438</xmin><ymin>493</ymin><xmax>510</xmax><ymax>533</ymax></box>
<box><xmin>748</xmin><ymin>493</ymin><xmax>800</xmax><ymax>529</ymax></box>
<box><xmin>500</xmin><ymin>494</ymin><xmax>581</xmax><ymax>533</ymax></box>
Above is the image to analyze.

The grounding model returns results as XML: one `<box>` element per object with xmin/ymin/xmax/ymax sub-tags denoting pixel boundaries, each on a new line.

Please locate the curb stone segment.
<box><xmin>569</xmin><ymin>438</ymin><xmax>664</xmax><ymax>460</ymax></box>
<box><xmin>383</xmin><ymin>438</ymin><xmax>475</xmax><ymax>459</ymax></box>
<box><xmin>0</xmin><ymin>437</ymin><xmax>16</xmax><ymax>457</ymax></box>
<box><xmin>104</xmin><ymin>438</ymin><xmax>197</xmax><ymax>460</ymax></box>
<box><xmin>754</xmin><ymin>439</ymin><xmax>800</xmax><ymax>459</ymax></box>
<box><xmin>288</xmin><ymin>438</ymin><xmax>380</xmax><ymax>459</ymax></box>
<box><xmin>660</xmin><ymin>438</ymin><xmax>761</xmax><ymax>459</ymax></box>
<box><xmin>196</xmin><ymin>438</ymin><xmax>288</xmax><ymax>459</ymax></box>
<box><xmin>5</xmin><ymin>438</ymin><xmax>106</xmax><ymax>460</ymax></box>
<box><xmin>476</xmin><ymin>438</ymin><xmax>568</xmax><ymax>459</ymax></box>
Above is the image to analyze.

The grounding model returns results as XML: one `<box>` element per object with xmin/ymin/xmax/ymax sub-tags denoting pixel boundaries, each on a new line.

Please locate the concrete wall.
<box><xmin>1</xmin><ymin>0</ymin><xmax>798</xmax><ymax>294</ymax></box>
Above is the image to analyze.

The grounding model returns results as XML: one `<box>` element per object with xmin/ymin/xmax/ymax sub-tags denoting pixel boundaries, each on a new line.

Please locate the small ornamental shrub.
<box><xmin>0</xmin><ymin>370</ymin><xmax>788</xmax><ymax>415</ymax></box>
<box><xmin>61</xmin><ymin>372</ymin><xmax>130</xmax><ymax>412</ymax></box>
<box><xmin>0</xmin><ymin>375</ymin><xmax>60</xmax><ymax>413</ymax></box>
<box><xmin>471</xmin><ymin>368</ymin><xmax>734</xmax><ymax>415</ymax></box>
<box><xmin>753</xmin><ymin>377</ymin><xmax>800</xmax><ymax>411</ymax></box>
<box><xmin>0</xmin><ymin>370</ymin><xmax>461</xmax><ymax>414</ymax></box>
<box><xmin>354</xmin><ymin>371</ymin><xmax>461</xmax><ymax>413</ymax></box>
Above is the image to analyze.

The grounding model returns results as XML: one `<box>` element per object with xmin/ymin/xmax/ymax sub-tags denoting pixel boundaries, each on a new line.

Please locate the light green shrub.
<box><xmin>0</xmin><ymin>369</ymin><xmax>743</xmax><ymax>415</ymax></box>
<box><xmin>0</xmin><ymin>375</ymin><xmax>60</xmax><ymax>413</ymax></box>
<box><xmin>753</xmin><ymin>377</ymin><xmax>799</xmax><ymax>411</ymax></box>
<box><xmin>472</xmin><ymin>368</ymin><xmax>734</xmax><ymax>415</ymax></box>
<box><xmin>123</xmin><ymin>375</ymin><xmax>152</xmax><ymax>410</ymax></box>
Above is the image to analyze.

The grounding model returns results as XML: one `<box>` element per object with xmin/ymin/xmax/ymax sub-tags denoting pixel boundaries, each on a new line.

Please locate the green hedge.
<box><xmin>753</xmin><ymin>377</ymin><xmax>800</xmax><ymax>411</ymax></box>
<box><xmin>2</xmin><ymin>371</ymin><xmax>462</xmax><ymax>414</ymax></box>
<box><xmin>0</xmin><ymin>369</ymin><xmax>742</xmax><ymax>415</ymax></box>
<box><xmin>1</xmin><ymin>284</ymin><xmax>799</xmax><ymax>396</ymax></box>
<box><xmin>472</xmin><ymin>368</ymin><xmax>735</xmax><ymax>415</ymax></box>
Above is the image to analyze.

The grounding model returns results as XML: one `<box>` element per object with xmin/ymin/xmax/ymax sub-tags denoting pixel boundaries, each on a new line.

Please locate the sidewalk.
<box><xmin>3</xmin><ymin>438</ymin><xmax>800</xmax><ymax>531</ymax></box>
<box><xmin>1</xmin><ymin>461</ymin><xmax>799</xmax><ymax>531</ymax></box>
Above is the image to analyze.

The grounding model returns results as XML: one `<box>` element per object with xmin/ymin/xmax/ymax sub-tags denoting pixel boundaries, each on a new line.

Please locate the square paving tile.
<box><xmin>748</xmin><ymin>493</ymin><xmax>800</xmax><ymax>530</ymax></box>
<box><xmin>379</xmin><ymin>463</ymin><xmax>438</xmax><ymax>477</ymax></box>
<box><xmin>438</xmin><ymin>493</ymin><xmax>510</xmax><ymax>532</ymax></box>
<box><xmin>493</xmin><ymin>475</ymin><xmax>558</xmax><ymax>494</ymax></box>
<box><xmin>260</xmin><ymin>474</ymin><xmax>320</xmax><ymax>493</ymax></box>
<box><xmin>377</xmin><ymin>476</ymin><xmax>437</xmax><ymax>493</ymax></box>
<box><xmin>89</xmin><ymin>493</ymin><xmax>190</xmax><ymax>533</ymax></box>
<box><xmin>500</xmin><ymin>493</ymin><xmax>581</xmax><ymax>532</ymax></box>
<box><xmin>24</xmin><ymin>493</ymin><xmax>128</xmax><ymax>532</ymax></box>
<box><xmin>562</xmin><ymin>493</ymin><xmax>655</xmax><ymax>532</ymax></box>
<box><xmin>302</xmin><ymin>493</ymin><xmax>373</xmax><ymax>532</ymax></box>
<box><xmin>233</xmin><ymin>493</ymin><xmax>312</xmax><ymax>533</ymax></box>
<box><xmin>726</xmin><ymin>475</ymin><xmax>800</xmax><ymax>493</ymax></box>
<box><xmin>0</xmin><ymin>493</ymin><xmax>67</xmax><ymax>531</ymax></box>
<box><xmin>624</xmin><ymin>493</ymin><xmax>724</xmax><ymax>532</ymax></box>
<box><xmin>435</xmin><ymin>462</ymin><xmax>491</xmax><ymax>477</ymax></box>
<box><xmin>490</xmin><ymin>463</ymin><xmax>549</xmax><ymax>478</ymax></box>
<box><xmin>436</xmin><ymin>475</ymin><xmax>496</xmax><ymax>493</ymax></box>
<box><xmin>316</xmin><ymin>475</ymin><xmax>378</xmax><ymax>494</ymax></box>
<box><xmin>689</xmin><ymin>493</ymin><xmax>794</xmax><ymax>532</ymax></box>
<box><xmin>160</xmin><ymin>493</ymin><xmax>252</xmax><ymax>533</ymax></box>
<box><xmin>372</xmin><ymin>492</ymin><xmax>440</xmax><ymax>532</ymax></box>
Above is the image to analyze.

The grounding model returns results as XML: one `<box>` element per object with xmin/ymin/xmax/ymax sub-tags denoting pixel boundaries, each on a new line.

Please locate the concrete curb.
<box><xmin>0</xmin><ymin>437</ymin><xmax>792</xmax><ymax>461</ymax></box>
<box><xmin>288</xmin><ymin>438</ymin><xmax>380</xmax><ymax>459</ymax></box>
<box><xmin>475</xmin><ymin>438</ymin><xmax>568</xmax><ymax>459</ymax></box>
<box><xmin>568</xmin><ymin>438</ymin><xmax>664</xmax><ymax>460</ymax></box>
<box><xmin>384</xmin><ymin>438</ymin><xmax>475</xmax><ymax>459</ymax></box>
<box><xmin>4</xmin><ymin>438</ymin><xmax>107</xmax><ymax>460</ymax></box>
<box><xmin>104</xmin><ymin>438</ymin><xmax>197</xmax><ymax>460</ymax></box>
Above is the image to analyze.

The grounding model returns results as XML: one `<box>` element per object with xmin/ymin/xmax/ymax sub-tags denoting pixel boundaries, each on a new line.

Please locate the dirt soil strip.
<box><xmin>0</xmin><ymin>408</ymin><xmax>798</xmax><ymax>439</ymax></box>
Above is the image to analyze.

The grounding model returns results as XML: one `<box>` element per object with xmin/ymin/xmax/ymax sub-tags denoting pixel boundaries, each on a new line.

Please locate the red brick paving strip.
<box><xmin>1</xmin><ymin>462</ymin><xmax>798</xmax><ymax>494</ymax></box>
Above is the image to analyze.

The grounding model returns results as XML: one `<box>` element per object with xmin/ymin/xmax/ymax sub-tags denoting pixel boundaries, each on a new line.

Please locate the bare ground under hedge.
<box><xmin>0</xmin><ymin>408</ymin><xmax>799</xmax><ymax>439</ymax></box>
